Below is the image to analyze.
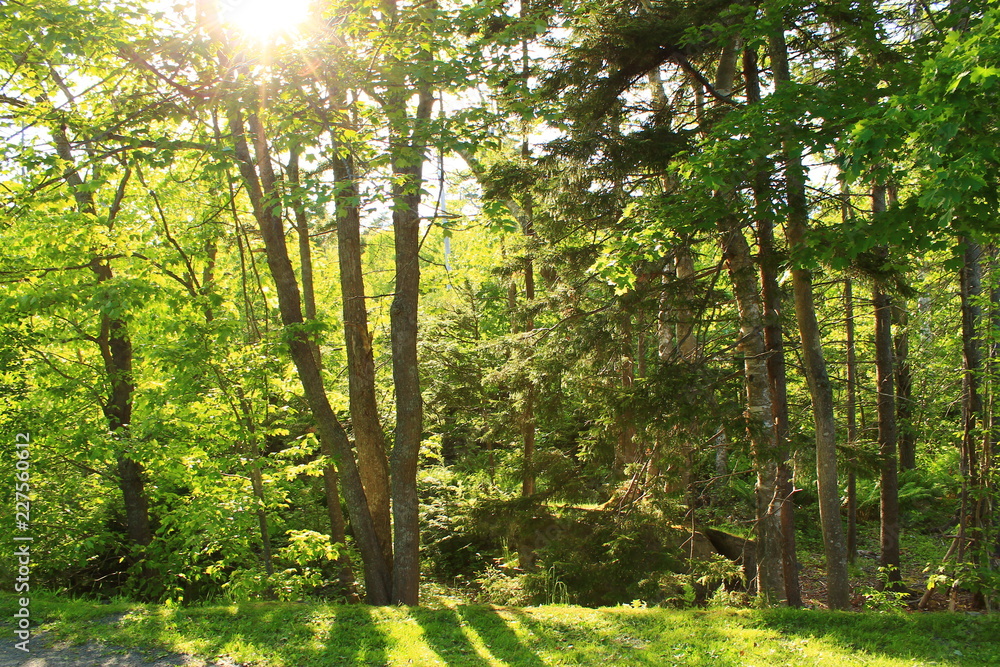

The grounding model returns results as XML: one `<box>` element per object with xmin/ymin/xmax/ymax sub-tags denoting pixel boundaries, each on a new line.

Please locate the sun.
<box><xmin>222</xmin><ymin>0</ymin><xmax>314</xmax><ymax>42</ymax></box>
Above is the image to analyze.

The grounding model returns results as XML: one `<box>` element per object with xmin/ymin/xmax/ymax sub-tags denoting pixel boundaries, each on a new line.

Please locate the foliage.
<box><xmin>860</xmin><ymin>567</ymin><xmax>910</xmax><ymax>613</ymax></box>
<box><xmin>0</xmin><ymin>0</ymin><xmax>999</xmax><ymax>615</ymax></box>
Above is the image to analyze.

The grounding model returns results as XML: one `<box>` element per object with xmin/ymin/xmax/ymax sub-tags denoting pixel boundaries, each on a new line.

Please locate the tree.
<box><xmin>768</xmin><ymin>24</ymin><xmax>850</xmax><ymax>610</ymax></box>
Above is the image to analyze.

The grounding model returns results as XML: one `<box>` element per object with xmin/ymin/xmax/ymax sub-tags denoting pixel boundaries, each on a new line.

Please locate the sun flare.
<box><xmin>223</xmin><ymin>0</ymin><xmax>314</xmax><ymax>42</ymax></box>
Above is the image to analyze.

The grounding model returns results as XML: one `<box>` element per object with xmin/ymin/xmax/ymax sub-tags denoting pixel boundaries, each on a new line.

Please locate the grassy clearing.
<box><xmin>3</xmin><ymin>595</ymin><xmax>999</xmax><ymax>666</ymax></box>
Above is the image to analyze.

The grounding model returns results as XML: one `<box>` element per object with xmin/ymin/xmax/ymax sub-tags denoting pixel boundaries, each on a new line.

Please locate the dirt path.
<box><xmin>0</xmin><ymin>633</ymin><xmax>240</xmax><ymax>667</ymax></box>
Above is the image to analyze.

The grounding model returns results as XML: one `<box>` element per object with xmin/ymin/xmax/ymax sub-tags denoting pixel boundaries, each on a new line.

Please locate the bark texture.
<box><xmin>384</xmin><ymin>63</ymin><xmax>434</xmax><ymax>604</ymax></box>
<box><xmin>845</xmin><ymin>278</ymin><xmax>859</xmax><ymax>564</ymax></box>
<box><xmin>769</xmin><ymin>30</ymin><xmax>850</xmax><ymax>610</ymax></box>
<box><xmin>720</xmin><ymin>222</ymin><xmax>784</xmax><ymax>602</ymax></box>
<box><xmin>331</xmin><ymin>151</ymin><xmax>394</xmax><ymax>571</ymax></box>
<box><xmin>893</xmin><ymin>304</ymin><xmax>916</xmax><ymax>471</ymax></box>
<box><xmin>745</xmin><ymin>46</ymin><xmax>801</xmax><ymax>606</ymax></box>
<box><xmin>871</xmin><ymin>187</ymin><xmax>902</xmax><ymax>588</ymax></box>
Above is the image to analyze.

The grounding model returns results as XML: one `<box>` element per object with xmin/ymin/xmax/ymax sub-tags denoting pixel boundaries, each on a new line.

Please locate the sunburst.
<box><xmin>221</xmin><ymin>0</ymin><xmax>314</xmax><ymax>43</ymax></box>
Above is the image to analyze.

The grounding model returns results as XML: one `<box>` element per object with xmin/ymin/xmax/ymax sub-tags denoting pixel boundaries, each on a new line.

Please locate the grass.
<box><xmin>3</xmin><ymin>594</ymin><xmax>999</xmax><ymax>666</ymax></box>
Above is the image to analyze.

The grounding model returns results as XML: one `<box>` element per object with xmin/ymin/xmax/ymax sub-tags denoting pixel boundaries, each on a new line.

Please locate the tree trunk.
<box><xmin>330</xmin><ymin>149</ymin><xmax>394</xmax><ymax>572</ymax></box>
<box><xmin>874</xmin><ymin>279</ymin><xmax>902</xmax><ymax>587</ymax></box>
<box><xmin>676</xmin><ymin>245</ymin><xmax>697</xmax><ymax>509</ymax></box>
<box><xmin>520</xmin><ymin>221</ymin><xmax>537</xmax><ymax>500</ymax></box>
<box><xmin>745</xmin><ymin>46</ymin><xmax>801</xmax><ymax>606</ymax></box>
<box><xmin>289</xmin><ymin>150</ymin><xmax>356</xmax><ymax>590</ymax></box>
<box><xmin>516</xmin><ymin>221</ymin><xmax>538</xmax><ymax>572</ymax></box>
<box><xmin>845</xmin><ymin>278</ymin><xmax>859</xmax><ymax>565</ymax></box>
<box><xmin>894</xmin><ymin>303</ymin><xmax>916</xmax><ymax>471</ymax></box>
<box><xmin>227</xmin><ymin>102</ymin><xmax>392</xmax><ymax>604</ymax></box>
<box><xmin>873</xmin><ymin>271</ymin><xmax>902</xmax><ymax>588</ymax></box>
<box><xmin>95</xmin><ymin>299</ymin><xmax>153</xmax><ymax>550</ymax></box>
<box><xmin>719</xmin><ymin>221</ymin><xmax>784</xmax><ymax>603</ymax></box>
<box><xmin>769</xmin><ymin>29</ymin><xmax>850</xmax><ymax>610</ymax></box>
<box><xmin>388</xmin><ymin>171</ymin><xmax>423</xmax><ymax>605</ymax></box>
<box><xmin>871</xmin><ymin>185</ymin><xmax>902</xmax><ymax>589</ymax></box>
<box><xmin>985</xmin><ymin>245</ymin><xmax>1000</xmax><ymax>577</ymax></box>
<box><xmin>385</xmin><ymin>79</ymin><xmax>434</xmax><ymax>606</ymax></box>
<box><xmin>289</xmin><ymin>149</ymin><xmax>322</xmax><ymax>367</ymax></box>
<box><xmin>959</xmin><ymin>238</ymin><xmax>983</xmax><ymax>567</ymax></box>
<box><xmin>249</xmin><ymin>463</ymin><xmax>274</xmax><ymax>576</ymax></box>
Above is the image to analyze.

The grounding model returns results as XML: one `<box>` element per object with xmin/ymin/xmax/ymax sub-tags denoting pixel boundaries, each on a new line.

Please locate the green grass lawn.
<box><xmin>5</xmin><ymin>595</ymin><xmax>999</xmax><ymax>666</ymax></box>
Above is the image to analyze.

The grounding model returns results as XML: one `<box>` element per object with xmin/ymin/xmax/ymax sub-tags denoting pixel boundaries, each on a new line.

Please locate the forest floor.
<box><xmin>788</xmin><ymin>516</ymin><xmax>981</xmax><ymax>612</ymax></box>
<box><xmin>1</xmin><ymin>595</ymin><xmax>998</xmax><ymax>667</ymax></box>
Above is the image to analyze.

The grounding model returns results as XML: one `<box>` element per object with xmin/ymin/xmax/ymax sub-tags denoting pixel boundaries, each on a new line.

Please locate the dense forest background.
<box><xmin>1</xmin><ymin>0</ymin><xmax>998</xmax><ymax>612</ymax></box>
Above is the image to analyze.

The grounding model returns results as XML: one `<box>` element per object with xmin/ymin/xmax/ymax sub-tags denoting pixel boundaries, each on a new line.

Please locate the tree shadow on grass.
<box><xmin>503</xmin><ymin>607</ymin><xmax>670</xmax><ymax>666</ymax></box>
<box><xmin>457</xmin><ymin>606</ymin><xmax>547</xmax><ymax>667</ymax></box>
<box><xmin>411</xmin><ymin>607</ymin><xmax>491</xmax><ymax>666</ymax></box>
<box><xmin>754</xmin><ymin>608</ymin><xmax>1000</xmax><ymax>666</ymax></box>
<box><xmin>47</xmin><ymin>600</ymin><xmax>999</xmax><ymax>667</ymax></box>
<box><xmin>84</xmin><ymin>601</ymin><xmax>393</xmax><ymax>667</ymax></box>
<box><xmin>311</xmin><ymin>604</ymin><xmax>392</xmax><ymax>666</ymax></box>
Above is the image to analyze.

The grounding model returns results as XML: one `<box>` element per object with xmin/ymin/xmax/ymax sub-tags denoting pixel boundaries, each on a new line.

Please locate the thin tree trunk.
<box><xmin>845</xmin><ymin>278</ymin><xmax>859</xmax><ymax>565</ymax></box>
<box><xmin>720</xmin><ymin>221</ymin><xmax>784</xmax><ymax>603</ymax></box>
<box><xmin>894</xmin><ymin>303</ymin><xmax>916</xmax><ymax>470</ymax></box>
<box><xmin>872</xmin><ymin>264</ymin><xmax>902</xmax><ymax>588</ymax></box>
<box><xmin>959</xmin><ymin>238</ymin><xmax>983</xmax><ymax>567</ymax></box>
<box><xmin>249</xmin><ymin>463</ymin><xmax>274</xmax><ymax>576</ymax></box>
<box><xmin>288</xmin><ymin>149</ymin><xmax>322</xmax><ymax>367</ymax></box>
<box><xmin>745</xmin><ymin>46</ymin><xmax>801</xmax><ymax>606</ymax></box>
<box><xmin>769</xmin><ymin>29</ymin><xmax>850</xmax><ymax>610</ymax></box>
<box><xmin>521</xmin><ymin>229</ymin><xmax>537</xmax><ymax>499</ymax></box>
<box><xmin>518</xmin><ymin>186</ymin><xmax>538</xmax><ymax>570</ymax></box>
<box><xmin>289</xmin><ymin>149</ymin><xmax>357</xmax><ymax>591</ymax></box>
<box><xmin>233</xmin><ymin>385</ymin><xmax>275</xmax><ymax>580</ymax></box>
<box><xmin>519</xmin><ymin>18</ymin><xmax>538</xmax><ymax>501</ymax></box>
<box><xmin>872</xmin><ymin>185</ymin><xmax>902</xmax><ymax>588</ymax></box>
<box><xmin>676</xmin><ymin>245</ymin><xmax>697</xmax><ymax>510</ymax></box>
<box><xmin>986</xmin><ymin>245</ymin><xmax>1000</xmax><ymax>588</ymax></box>
<box><xmin>515</xmin><ymin>17</ymin><xmax>541</xmax><ymax>568</ymax></box>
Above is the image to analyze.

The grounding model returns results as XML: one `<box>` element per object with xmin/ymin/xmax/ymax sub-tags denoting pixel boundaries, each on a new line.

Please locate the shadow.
<box><xmin>37</xmin><ymin>596</ymin><xmax>997</xmax><ymax>667</ymax></box>
<box><xmin>505</xmin><ymin>607</ymin><xmax>667</xmax><ymax>666</ymax></box>
<box><xmin>457</xmin><ymin>606</ymin><xmax>548</xmax><ymax>667</ymax></box>
<box><xmin>314</xmin><ymin>604</ymin><xmax>391</xmax><ymax>666</ymax></box>
<box><xmin>411</xmin><ymin>607</ymin><xmax>492</xmax><ymax>666</ymax></box>
<box><xmin>754</xmin><ymin>608</ymin><xmax>1000</xmax><ymax>666</ymax></box>
<box><xmin>51</xmin><ymin>600</ymin><xmax>393</xmax><ymax>667</ymax></box>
